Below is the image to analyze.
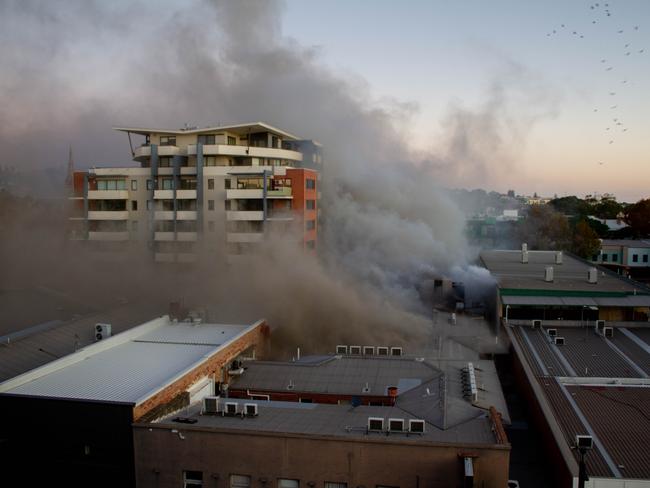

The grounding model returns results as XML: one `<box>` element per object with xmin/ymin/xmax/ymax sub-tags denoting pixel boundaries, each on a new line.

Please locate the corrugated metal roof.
<box><xmin>500</xmin><ymin>294</ymin><xmax>650</xmax><ymax>307</ymax></box>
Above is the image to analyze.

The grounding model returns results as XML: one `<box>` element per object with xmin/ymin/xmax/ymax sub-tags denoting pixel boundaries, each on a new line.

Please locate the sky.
<box><xmin>0</xmin><ymin>0</ymin><xmax>648</xmax><ymax>201</ymax></box>
<box><xmin>282</xmin><ymin>0</ymin><xmax>650</xmax><ymax>201</ymax></box>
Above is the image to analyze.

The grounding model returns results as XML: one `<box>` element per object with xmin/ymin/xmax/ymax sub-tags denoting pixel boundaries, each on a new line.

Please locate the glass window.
<box><xmin>183</xmin><ymin>470</ymin><xmax>203</xmax><ymax>487</ymax></box>
<box><xmin>117</xmin><ymin>180</ymin><xmax>126</xmax><ymax>190</ymax></box>
<box><xmin>204</xmin><ymin>156</ymin><xmax>217</xmax><ymax>166</ymax></box>
<box><xmin>198</xmin><ymin>134</ymin><xmax>216</xmax><ymax>145</ymax></box>
<box><xmin>147</xmin><ymin>179</ymin><xmax>153</xmax><ymax>191</ymax></box>
<box><xmin>228</xmin><ymin>136</ymin><xmax>237</xmax><ymax>145</ymax></box>
<box><xmin>612</xmin><ymin>254</ymin><xmax>618</xmax><ymax>262</ymax></box>
<box><xmin>633</xmin><ymin>254</ymin><xmax>639</xmax><ymax>262</ymax></box>
<box><xmin>146</xmin><ymin>200</ymin><xmax>153</xmax><ymax>211</ymax></box>
<box><xmin>603</xmin><ymin>254</ymin><xmax>608</xmax><ymax>262</ymax></box>
<box><xmin>131</xmin><ymin>180</ymin><xmax>137</xmax><ymax>191</ymax></box>
<box><xmin>159</xmin><ymin>156</ymin><xmax>172</xmax><ymax>167</ymax></box>
<box><xmin>306</xmin><ymin>200</ymin><xmax>316</xmax><ymax>210</ymax></box>
<box><xmin>162</xmin><ymin>178</ymin><xmax>173</xmax><ymax>190</ymax></box>
<box><xmin>208</xmin><ymin>179</ymin><xmax>214</xmax><ymax>190</ymax></box>
<box><xmin>225</xmin><ymin>200</ymin><xmax>231</xmax><ymax>211</ymax></box>
<box><xmin>107</xmin><ymin>180</ymin><xmax>117</xmax><ymax>190</ymax></box>
<box><xmin>208</xmin><ymin>200</ymin><xmax>215</xmax><ymax>211</ymax></box>
<box><xmin>306</xmin><ymin>220</ymin><xmax>316</xmax><ymax>230</ymax></box>
<box><xmin>230</xmin><ymin>475</ymin><xmax>251</xmax><ymax>488</ymax></box>
<box><xmin>306</xmin><ymin>179</ymin><xmax>316</xmax><ymax>190</ymax></box>
<box><xmin>225</xmin><ymin>179</ymin><xmax>231</xmax><ymax>189</ymax></box>
<box><xmin>160</xmin><ymin>135</ymin><xmax>176</xmax><ymax>146</ymax></box>
<box><xmin>644</xmin><ymin>255</ymin><xmax>648</xmax><ymax>263</ymax></box>
<box><xmin>278</xmin><ymin>480</ymin><xmax>299</xmax><ymax>488</ymax></box>
<box><xmin>131</xmin><ymin>201</ymin><xmax>138</xmax><ymax>211</ymax></box>
<box><xmin>325</xmin><ymin>483</ymin><xmax>347</xmax><ymax>488</ymax></box>
<box><xmin>98</xmin><ymin>180</ymin><xmax>107</xmax><ymax>190</ymax></box>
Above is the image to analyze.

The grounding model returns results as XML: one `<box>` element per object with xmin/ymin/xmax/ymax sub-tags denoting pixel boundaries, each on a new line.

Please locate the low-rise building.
<box><xmin>592</xmin><ymin>239</ymin><xmax>650</xmax><ymax>283</ymax></box>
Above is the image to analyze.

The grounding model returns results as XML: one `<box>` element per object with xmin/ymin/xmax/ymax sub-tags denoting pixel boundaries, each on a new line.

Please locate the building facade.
<box><xmin>592</xmin><ymin>239</ymin><xmax>650</xmax><ymax>283</ymax></box>
<box><xmin>69</xmin><ymin>122</ymin><xmax>321</xmax><ymax>262</ymax></box>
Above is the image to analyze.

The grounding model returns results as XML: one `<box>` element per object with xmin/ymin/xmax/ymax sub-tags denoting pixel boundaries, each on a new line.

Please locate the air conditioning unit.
<box><xmin>368</xmin><ymin>417</ymin><xmax>384</xmax><ymax>432</ymax></box>
<box><xmin>363</xmin><ymin>346</ymin><xmax>375</xmax><ymax>356</ymax></box>
<box><xmin>576</xmin><ymin>435</ymin><xmax>593</xmax><ymax>450</ymax></box>
<box><xmin>202</xmin><ymin>396</ymin><xmax>220</xmax><ymax>414</ymax></box>
<box><xmin>388</xmin><ymin>418</ymin><xmax>405</xmax><ymax>432</ymax></box>
<box><xmin>224</xmin><ymin>402</ymin><xmax>238</xmax><ymax>416</ymax></box>
<box><xmin>95</xmin><ymin>323</ymin><xmax>112</xmax><ymax>341</ymax></box>
<box><xmin>390</xmin><ymin>347</ymin><xmax>403</xmax><ymax>357</ymax></box>
<box><xmin>603</xmin><ymin>326</ymin><xmax>614</xmax><ymax>338</ymax></box>
<box><xmin>554</xmin><ymin>337</ymin><xmax>565</xmax><ymax>346</ymax></box>
<box><xmin>349</xmin><ymin>346</ymin><xmax>362</xmax><ymax>355</ymax></box>
<box><xmin>335</xmin><ymin>345</ymin><xmax>348</xmax><ymax>355</ymax></box>
<box><xmin>408</xmin><ymin>419</ymin><xmax>425</xmax><ymax>434</ymax></box>
<box><xmin>596</xmin><ymin>320</ymin><xmax>606</xmax><ymax>332</ymax></box>
<box><xmin>377</xmin><ymin>347</ymin><xmax>389</xmax><ymax>356</ymax></box>
<box><xmin>532</xmin><ymin>319</ymin><xmax>542</xmax><ymax>328</ymax></box>
<box><xmin>244</xmin><ymin>403</ymin><xmax>258</xmax><ymax>417</ymax></box>
<box><xmin>547</xmin><ymin>328</ymin><xmax>557</xmax><ymax>338</ymax></box>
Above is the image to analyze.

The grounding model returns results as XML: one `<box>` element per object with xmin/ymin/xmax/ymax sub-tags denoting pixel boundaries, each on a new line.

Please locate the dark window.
<box><xmin>225</xmin><ymin>179</ymin><xmax>231</xmax><ymax>189</ymax></box>
<box><xmin>160</xmin><ymin>136</ymin><xmax>176</xmax><ymax>146</ymax></box>
<box><xmin>146</xmin><ymin>179</ymin><xmax>153</xmax><ymax>191</ymax></box>
<box><xmin>633</xmin><ymin>254</ymin><xmax>639</xmax><ymax>262</ymax></box>
<box><xmin>306</xmin><ymin>200</ymin><xmax>316</xmax><ymax>210</ymax></box>
<box><xmin>208</xmin><ymin>179</ymin><xmax>215</xmax><ymax>190</ymax></box>
<box><xmin>208</xmin><ymin>200</ymin><xmax>215</xmax><ymax>211</ymax></box>
<box><xmin>146</xmin><ymin>200</ymin><xmax>153</xmax><ymax>210</ymax></box>
<box><xmin>612</xmin><ymin>254</ymin><xmax>618</xmax><ymax>262</ymax></box>
<box><xmin>306</xmin><ymin>220</ymin><xmax>316</xmax><ymax>230</ymax></box>
<box><xmin>183</xmin><ymin>470</ymin><xmax>203</xmax><ymax>487</ymax></box>
<box><xmin>228</xmin><ymin>136</ymin><xmax>236</xmax><ymax>145</ymax></box>
<box><xmin>198</xmin><ymin>134</ymin><xmax>216</xmax><ymax>145</ymax></box>
<box><xmin>159</xmin><ymin>156</ymin><xmax>172</xmax><ymax>167</ymax></box>
<box><xmin>644</xmin><ymin>255</ymin><xmax>648</xmax><ymax>263</ymax></box>
<box><xmin>162</xmin><ymin>178</ymin><xmax>173</xmax><ymax>190</ymax></box>
<box><xmin>131</xmin><ymin>180</ymin><xmax>137</xmax><ymax>191</ymax></box>
<box><xmin>225</xmin><ymin>200</ymin><xmax>231</xmax><ymax>211</ymax></box>
<box><xmin>131</xmin><ymin>200</ymin><xmax>138</xmax><ymax>211</ymax></box>
<box><xmin>272</xmin><ymin>136</ymin><xmax>279</xmax><ymax>148</ymax></box>
<box><xmin>603</xmin><ymin>254</ymin><xmax>608</xmax><ymax>262</ymax></box>
<box><xmin>306</xmin><ymin>179</ymin><xmax>316</xmax><ymax>190</ymax></box>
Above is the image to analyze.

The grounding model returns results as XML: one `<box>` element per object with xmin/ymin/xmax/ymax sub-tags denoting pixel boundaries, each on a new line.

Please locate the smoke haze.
<box><xmin>0</xmin><ymin>0</ymin><xmax>546</xmax><ymax>352</ymax></box>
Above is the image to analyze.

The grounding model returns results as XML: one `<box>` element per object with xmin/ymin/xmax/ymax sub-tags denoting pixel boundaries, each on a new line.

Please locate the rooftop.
<box><xmin>113</xmin><ymin>122</ymin><xmax>300</xmax><ymax>140</ymax></box>
<box><xmin>480</xmin><ymin>250</ymin><xmax>649</xmax><ymax>296</ymax></box>
<box><xmin>601</xmin><ymin>239</ymin><xmax>650</xmax><ymax>248</ymax></box>
<box><xmin>0</xmin><ymin>316</ymin><xmax>261</xmax><ymax>405</ymax></box>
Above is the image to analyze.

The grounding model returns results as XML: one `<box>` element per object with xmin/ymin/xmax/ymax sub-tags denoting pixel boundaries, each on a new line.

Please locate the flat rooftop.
<box><xmin>0</xmin><ymin>316</ymin><xmax>260</xmax><ymax>405</ymax></box>
<box><xmin>508</xmin><ymin>323</ymin><xmax>650</xmax><ymax>479</ymax></box>
<box><xmin>114</xmin><ymin>121</ymin><xmax>300</xmax><ymax>140</ymax></box>
<box><xmin>602</xmin><ymin>239</ymin><xmax>650</xmax><ymax>248</ymax></box>
<box><xmin>480</xmin><ymin>250</ymin><xmax>649</xmax><ymax>296</ymax></box>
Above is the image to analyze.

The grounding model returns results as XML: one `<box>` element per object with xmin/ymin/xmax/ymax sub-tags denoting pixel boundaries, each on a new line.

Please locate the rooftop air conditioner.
<box><xmin>388</xmin><ymin>418</ymin><xmax>405</xmax><ymax>432</ymax></box>
<box><xmin>554</xmin><ymin>337</ymin><xmax>565</xmax><ymax>346</ymax></box>
<box><xmin>363</xmin><ymin>346</ymin><xmax>375</xmax><ymax>356</ymax></box>
<box><xmin>532</xmin><ymin>319</ymin><xmax>542</xmax><ymax>328</ymax></box>
<box><xmin>349</xmin><ymin>346</ymin><xmax>362</xmax><ymax>355</ymax></box>
<box><xmin>377</xmin><ymin>347</ymin><xmax>389</xmax><ymax>356</ymax></box>
<box><xmin>588</xmin><ymin>268</ymin><xmax>598</xmax><ymax>284</ymax></box>
<box><xmin>390</xmin><ymin>347</ymin><xmax>403</xmax><ymax>357</ymax></box>
<box><xmin>335</xmin><ymin>345</ymin><xmax>348</xmax><ymax>355</ymax></box>
<box><xmin>368</xmin><ymin>417</ymin><xmax>384</xmax><ymax>432</ymax></box>
<box><xmin>544</xmin><ymin>266</ymin><xmax>554</xmax><ymax>282</ymax></box>
<box><xmin>547</xmin><ymin>328</ymin><xmax>557</xmax><ymax>338</ymax></box>
<box><xmin>522</xmin><ymin>250</ymin><xmax>529</xmax><ymax>264</ymax></box>
<box><xmin>244</xmin><ymin>403</ymin><xmax>258</xmax><ymax>417</ymax></box>
<box><xmin>224</xmin><ymin>402</ymin><xmax>238</xmax><ymax>416</ymax></box>
<box><xmin>596</xmin><ymin>320</ymin><xmax>605</xmax><ymax>331</ymax></box>
<box><xmin>603</xmin><ymin>326</ymin><xmax>614</xmax><ymax>338</ymax></box>
<box><xmin>408</xmin><ymin>419</ymin><xmax>425</xmax><ymax>434</ymax></box>
<box><xmin>555</xmin><ymin>251</ymin><xmax>563</xmax><ymax>264</ymax></box>
<box><xmin>95</xmin><ymin>323</ymin><xmax>112</xmax><ymax>341</ymax></box>
<box><xmin>576</xmin><ymin>435</ymin><xmax>593</xmax><ymax>450</ymax></box>
<box><xmin>202</xmin><ymin>396</ymin><xmax>220</xmax><ymax>414</ymax></box>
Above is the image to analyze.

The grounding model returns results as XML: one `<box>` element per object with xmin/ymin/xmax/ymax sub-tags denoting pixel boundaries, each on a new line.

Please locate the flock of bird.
<box><xmin>545</xmin><ymin>2</ymin><xmax>645</xmax><ymax>164</ymax></box>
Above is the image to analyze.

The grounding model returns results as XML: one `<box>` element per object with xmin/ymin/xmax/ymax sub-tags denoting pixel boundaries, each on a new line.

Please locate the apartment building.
<box><xmin>69</xmin><ymin>122</ymin><xmax>321</xmax><ymax>262</ymax></box>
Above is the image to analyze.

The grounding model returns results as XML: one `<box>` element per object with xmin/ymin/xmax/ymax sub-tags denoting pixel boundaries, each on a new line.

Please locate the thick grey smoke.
<box><xmin>0</xmin><ymin>0</ymin><xmax>551</xmax><ymax>352</ymax></box>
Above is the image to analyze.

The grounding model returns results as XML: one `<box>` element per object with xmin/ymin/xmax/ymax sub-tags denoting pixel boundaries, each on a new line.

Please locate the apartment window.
<box><xmin>208</xmin><ymin>221</ymin><xmax>215</xmax><ymax>232</ymax></box>
<box><xmin>602</xmin><ymin>254</ymin><xmax>608</xmax><ymax>262</ymax></box>
<box><xmin>131</xmin><ymin>220</ymin><xmax>138</xmax><ymax>231</ymax></box>
<box><xmin>208</xmin><ymin>179</ymin><xmax>215</xmax><ymax>190</ymax></box>
<box><xmin>225</xmin><ymin>200</ymin><xmax>232</xmax><ymax>211</ymax></box>
<box><xmin>306</xmin><ymin>200</ymin><xmax>316</xmax><ymax>210</ymax></box>
<box><xmin>183</xmin><ymin>470</ymin><xmax>203</xmax><ymax>487</ymax></box>
<box><xmin>230</xmin><ymin>475</ymin><xmax>251</xmax><ymax>488</ymax></box>
<box><xmin>131</xmin><ymin>180</ymin><xmax>137</xmax><ymax>191</ymax></box>
<box><xmin>325</xmin><ymin>483</ymin><xmax>347</xmax><ymax>488</ymax></box>
<box><xmin>198</xmin><ymin>134</ymin><xmax>216</xmax><ymax>145</ymax></box>
<box><xmin>162</xmin><ymin>178</ymin><xmax>173</xmax><ymax>190</ymax></box>
<box><xmin>633</xmin><ymin>254</ymin><xmax>639</xmax><ymax>262</ymax></box>
<box><xmin>272</xmin><ymin>136</ymin><xmax>279</xmax><ymax>148</ymax></box>
<box><xmin>146</xmin><ymin>200</ymin><xmax>153</xmax><ymax>211</ymax></box>
<box><xmin>225</xmin><ymin>179</ymin><xmax>231</xmax><ymax>189</ymax></box>
<box><xmin>306</xmin><ymin>220</ymin><xmax>316</xmax><ymax>231</ymax></box>
<box><xmin>612</xmin><ymin>254</ymin><xmax>618</xmax><ymax>262</ymax></box>
<box><xmin>644</xmin><ymin>255</ymin><xmax>648</xmax><ymax>263</ymax></box>
<box><xmin>306</xmin><ymin>240</ymin><xmax>315</xmax><ymax>250</ymax></box>
<box><xmin>204</xmin><ymin>156</ymin><xmax>217</xmax><ymax>166</ymax></box>
<box><xmin>147</xmin><ymin>179</ymin><xmax>153</xmax><ymax>191</ymax></box>
<box><xmin>131</xmin><ymin>201</ymin><xmax>138</xmax><ymax>211</ymax></box>
<box><xmin>208</xmin><ymin>200</ymin><xmax>215</xmax><ymax>211</ymax></box>
<box><xmin>306</xmin><ymin>179</ymin><xmax>316</xmax><ymax>190</ymax></box>
<box><xmin>228</xmin><ymin>136</ymin><xmax>236</xmax><ymax>145</ymax></box>
<box><xmin>277</xmin><ymin>480</ymin><xmax>299</xmax><ymax>488</ymax></box>
<box><xmin>160</xmin><ymin>135</ymin><xmax>176</xmax><ymax>146</ymax></box>
<box><xmin>97</xmin><ymin>179</ymin><xmax>126</xmax><ymax>190</ymax></box>
<box><xmin>159</xmin><ymin>156</ymin><xmax>172</xmax><ymax>167</ymax></box>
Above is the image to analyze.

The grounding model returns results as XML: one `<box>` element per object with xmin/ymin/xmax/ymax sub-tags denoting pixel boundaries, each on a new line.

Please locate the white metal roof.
<box><xmin>113</xmin><ymin>122</ymin><xmax>300</xmax><ymax>140</ymax></box>
<box><xmin>0</xmin><ymin>317</ymin><xmax>261</xmax><ymax>405</ymax></box>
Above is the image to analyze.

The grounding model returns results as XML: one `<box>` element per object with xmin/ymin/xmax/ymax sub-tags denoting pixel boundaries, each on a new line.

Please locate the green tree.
<box><xmin>519</xmin><ymin>205</ymin><xmax>571</xmax><ymax>250</ymax></box>
<box><xmin>624</xmin><ymin>199</ymin><xmax>650</xmax><ymax>237</ymax></box>
<box><xmin>571</xmin><ymin>219</ymin><xmax>601</xmax><ymax>258</ymax></box>
<box><xmin>549</xmin><ymin>196</ymin><xmax>591</xmax><ymax>217</ymax></box>
<box><xmin>592</xmin><ymin>199</ymin><xmax>624</xmax><ymax>219</ymax></box>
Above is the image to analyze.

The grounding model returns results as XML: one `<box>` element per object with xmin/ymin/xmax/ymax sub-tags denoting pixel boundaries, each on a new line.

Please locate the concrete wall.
<box><xmin>133</xmin><ymin>426</ymin><xmax>510</xmax><ymax>488</ymax></box>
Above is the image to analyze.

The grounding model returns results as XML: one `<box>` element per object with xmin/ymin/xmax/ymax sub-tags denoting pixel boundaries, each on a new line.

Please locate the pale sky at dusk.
<box><xmin>1</xmin><ymin>0</ymin><xmax>648</xmax><ymax>201</ymax></box>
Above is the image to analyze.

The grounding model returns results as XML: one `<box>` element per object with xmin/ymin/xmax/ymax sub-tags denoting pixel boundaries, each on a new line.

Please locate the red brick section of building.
<box><xmin>133</xmin><ymin>321</ymin><xmax>269</xmax><ymax>421</ymax></box>
<box><xmin>286</xmin><ymin>168</ymin><xmax>318</xmax><ymax>253</ymax></box>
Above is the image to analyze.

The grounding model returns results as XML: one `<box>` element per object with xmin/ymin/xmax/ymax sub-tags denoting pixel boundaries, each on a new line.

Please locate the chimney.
<box><xmin>522</xmin><ymin>250</ymin><xmax>529</xmax><ymax>263</ymax></box>
<box><xmin>545</xmin><ymin>266</ymin><xmax>554</xmax><ymax>282</ymax></box>
<box><xmin>522</xmin><ymin>243</ymin><xmax>528</xmax><ymax>252</ymax></box>
<box><xmin>387</xmin><ymin>386</ymin><xmax>398</xmax><ymax>406</ymax></box>
<box><xmin>555</xmin><ymin>251</ymin><xmax>563</xmax><ymax>264</ymax></box>
<box><xmin>588</xmin><ymin>267</ymin><xmax>598</xmax><ymax>284</ymax></box>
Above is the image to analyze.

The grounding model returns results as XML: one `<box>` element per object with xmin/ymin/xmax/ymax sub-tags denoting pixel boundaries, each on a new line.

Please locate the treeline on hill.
<box><xmin>522</xmin><ymin>197</ymin><xmax>650</xmax><ymax>258</ymax></box>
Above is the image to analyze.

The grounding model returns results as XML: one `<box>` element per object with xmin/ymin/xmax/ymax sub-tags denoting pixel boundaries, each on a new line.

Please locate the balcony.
<box><xmin>87</xmin><ymin>211</ymin><xmax>129</xmax><ymax>220</ymax></box>
<box><xmin>177</xmin><ymin>232</ymin><xmax>198</xmax><ymax>241</ymax></box>
<box><xmin>155</xmin><ymin>211</ymin><xmax>175</xmax><ymax>220</ymax></box>
<box><xmin>227</xmin><ymin>232</ymin><xmax>264</xmax><ymax>243</ymax></box>
<box><xmin>134</xmin><ymin>145</ymin><xmax>151</xmax><ymax>160</ymax></box>
<box><xmin>226</xmin><ymin>211</ymin><xmax>264</xmax><ymax>221</ymax></box>
<box><xmin>187</xmin><ymin>144</ymin><xmax>303</xmax><ymax>162</ymax></box>
<box><xmin>226</xmin><ymin>189</ymin><xmax>263</xmax><ymax>199</ymax></box>
<box><xmin>158</xmin><ymin>145</ymin><xmax>182</xmax><ymax>157</ymax></box>
<box><xmin>154</xmin><ymin>232</ymin><xmax>175</xmax><ymax>241</ymax></box>
<box><xmin>176</xmin><ymin>189</ymin><xmax>197</xmax><ymax>199</ymax></box>
<box><xmin>88</xmin><ymin>190</ymin><xmax>129</xmax><ymax>200</ymax></box>
<box><xmin>267</xmin><ymin>187</ymin><xmax>292</xmax><ymax>198</ymax></box>
<box><xmin>88</xmin><ymin>231</ymin><xmax>130</xmax><ymax>241</ymax></box>
<box><xmin>177</xmin><ymin>211</ymin><xmax>197</xmax><ymax>220</ymax></box>
<box><xmin>154</xmin><ymin>190</ymin><xmax>174</xmax><ymax>199</ymax></box>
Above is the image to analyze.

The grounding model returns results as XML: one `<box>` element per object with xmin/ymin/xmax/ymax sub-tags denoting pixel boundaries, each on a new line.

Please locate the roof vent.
<box><xmin>547</xmin><ymin>328</ymin><xmax>557</xmax><ymax>338</ymax></box>
<box><xmin>555</xmin><ymin>251</ymin><xmax>563</xmax><ymax>264</ymax></box>
<box><xmin>522</xmin><ymin>243</ymin><xmax>528</xmax><ymax>253</ymax></box>
<box><xmin>554</xmin><ymin>337</ymin><xmax>565</xmax><ymax>346</ymax></box>
<box><xmin>202</xmin><ymin>396</ymin><xmax>220</xmax><ymax>414</ymax></box>
<box><xmin>388</xmin><ymin>418</ymin><xmax>405</xmax><ymax>432</ymax></box>
<box><xmin>532</xmin><ymin>319</ymin><xmax>542</xmax><ymax>328</ymax></box>
<box><xmin>603</xmin><ymin>326</ymin><xmax>614</xmax><ymax>338</ymax></box>
<box><xmin>588</xmin><ymin>267</ymin><xmax>598</xmax><ymax>284</ymax></box>
<box><xmin>349</xmin><ymin>345</ymin><xmax>362</xmax><ymax>355</ymax></box>
<box><xmin>522</xmin><ymin>250</ymin><xmax>529</xmax><ymax>264</ymax></box>
<box><xmin>390</xmin><ymin>347</ymin><xmax>403</xmax><ymax>357</ymax></box>
<box><xmin>336</xmin><ymin>345</ymin><xmax>347</xmax><ymax>355</ymax></box>
<box><xmin>244</xmin><ymin>403</ymin><xmax>258</xmax><ymax>417</ymax></box>
<box><xmin>363</xmin><ymin>346</ymin><xmax>375</xmax><ymax>356</ymax></box>
<box><xmin>368</xmin><ymin>417</ymin><xmax>384</xmax><ymax>432</ymax></box>
<box><xmin>544</xmin><ymin>266</ymin><xmax>554</xmax><ymax>282</ymax></box>
<box><xmin>362</xmin><ymin>382</ymin><xmax>371</xmax><ymax>393</ymax></box>
<box><xmin>377</xmin><ymin>346</ymin><xmax>389</xmax><ymax>356</ymax></box>
<box><xmin>408</xmin><ymin>419</ymin><xmax>425</xmax><ymax>434</ymax></box>
<box><xmin>287</xmin><ymin>379</ymin><xmax>295</xmax><ymax>390</ymax></box>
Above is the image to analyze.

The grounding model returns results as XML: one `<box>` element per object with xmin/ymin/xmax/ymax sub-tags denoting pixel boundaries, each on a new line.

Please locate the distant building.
<box><xmin>133</xmin><ymin>352</ymin><xmax>511</xmax><ymax>488</ymax></box>
<box><xmin>588</xmin><ymin>215</ymin><xmax>628</xmax><ymax>232</ymax></box>
<box><xmin>0</xmin><ymin>315</ymin><xmax>269</xmax><ymax>488</ymax></box>
<box><xmin>68</xmin><ymin>122</ymin><xmax>320</xmax><ymax>262</ymax></box>
<box><xmin>593</xmin><ymin>239</ymin><xmax>650</xmax><ymax>283</ymax></box>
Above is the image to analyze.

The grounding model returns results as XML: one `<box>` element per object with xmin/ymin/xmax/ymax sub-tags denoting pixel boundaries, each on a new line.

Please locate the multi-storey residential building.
<box><xmin>69</xmin><ymin>122</ymin><xmax>320</xmax><ymax>262</ymax></box>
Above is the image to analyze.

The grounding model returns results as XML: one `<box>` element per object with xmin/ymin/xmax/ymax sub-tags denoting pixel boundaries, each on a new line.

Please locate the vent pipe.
<box><xmin>555</xmin><ymin>251</ymin><xmax>563</xmax><ymax>264</ymax></box>
<box><xmin>588</xmin><ymin>267</ymin><xmax>598</xmax><ymax>284</ymax></box>
<box><xmin>522</xmin><ymin>250</ymin><xmax>529</xmax><ymax>263</ymax></box>
<box><xmin>522</xmin><ymin>243</ymin><xmax>528</xmax><ymax>252</ymax></box>
<box><xmin>545</xmin><ymin>266</ymin><xmax>554</xmax><ymax>282</ymax></box>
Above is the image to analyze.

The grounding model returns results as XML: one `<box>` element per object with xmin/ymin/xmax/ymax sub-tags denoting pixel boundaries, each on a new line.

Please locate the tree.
<box><xmin>571</xmin><ymin>219</ymin><xmax>601</xmax><ymax>258</ymax></box>
<box><xmin>519</xmin><ymin>205</ymin><xmax>571</xmax><ymax>250</ymax></box>
<box><xmin>549</xmin><ymin>196</ymin><xmax>591</xmax><ymax>217</ymax></box>
<box><xmin>592</xmin><ymin>199</ymin><xmax>624</xmax><ymax>219</ymax></box>
<box><xmin>624</xmin><ymin>199</ymin><xmax>650</xmax><ymax>237</ymax></box>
